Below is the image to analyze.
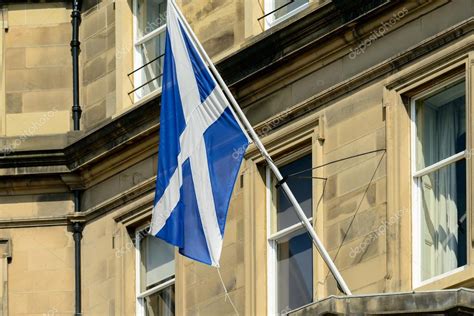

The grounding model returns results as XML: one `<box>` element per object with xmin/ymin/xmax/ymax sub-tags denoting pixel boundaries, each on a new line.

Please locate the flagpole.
<box><xmin>169</xmin><ymin>0</ymin><xmax>352</xmax><ymax>296</ymax></box>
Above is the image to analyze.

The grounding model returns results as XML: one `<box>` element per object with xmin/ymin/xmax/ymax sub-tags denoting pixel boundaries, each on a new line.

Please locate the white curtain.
<box><xmin>419</xmin><ymin>99</ymin><xmax>463</xmax><ymax>280</ymax></box>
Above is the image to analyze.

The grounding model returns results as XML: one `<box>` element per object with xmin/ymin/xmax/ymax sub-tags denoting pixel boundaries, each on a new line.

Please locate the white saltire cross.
<box><xmin>150</xmin><ymin>7</ymin><xmax>233</xmax><ymax>266</ymax></box>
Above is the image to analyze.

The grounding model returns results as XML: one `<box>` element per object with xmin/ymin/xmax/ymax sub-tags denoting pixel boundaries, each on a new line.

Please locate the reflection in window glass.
<box><xmin>273</xmin><ymin>0</ymin><xmax>309</xmax><ymax>19</ymax></box>
<box><xmin>275</xmin><ymin>154</ymin><xmax>312</xmax><ymax>231</ymax></box>
<box><xmin>269</xmin><ymin>154</ymin><xmax>313</xmax><ymax>313</ymax></box>
<box><xmin>277</xmin><ymin>229</ymin><xmax>313</xmax><ymax>313</ymax></box>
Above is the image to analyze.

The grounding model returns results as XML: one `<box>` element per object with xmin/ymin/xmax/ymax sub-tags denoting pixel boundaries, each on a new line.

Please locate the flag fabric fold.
<box><xmin>150</xmin><ymin>2</ymin><xmax>250</xmax><ymax>267</ymax></box>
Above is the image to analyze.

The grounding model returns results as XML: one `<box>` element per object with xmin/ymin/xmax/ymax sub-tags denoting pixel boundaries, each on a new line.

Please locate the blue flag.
<box><xmin>150</xmin><ymin>3</ymin><xmax>250</xmax><ymax>267</ymax></box>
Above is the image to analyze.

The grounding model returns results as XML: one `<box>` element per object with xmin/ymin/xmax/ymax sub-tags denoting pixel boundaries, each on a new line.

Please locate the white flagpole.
<box><xmin>169</xmin><ymin>0</ymin><xmax>352</xmax><ymax>296</ymax></box>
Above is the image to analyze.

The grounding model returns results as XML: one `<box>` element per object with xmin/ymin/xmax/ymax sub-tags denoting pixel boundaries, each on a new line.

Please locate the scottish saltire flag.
<box><xmin>150</xmin><ymin>3</ymin><xmax>250</xmax><ymax>267</ymax></box>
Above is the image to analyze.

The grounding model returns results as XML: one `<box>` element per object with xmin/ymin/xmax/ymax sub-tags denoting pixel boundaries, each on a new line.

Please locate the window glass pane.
<box><xmin>273</xmin><ymin>0</ymin><xmax>308</xmax><ymax>20</ymax></box>
<box><xmin>277</xmin><ymin>229</ymin><xmax>313</xmax><ymax>313</ymax></box>
<box><xmin>144</xmin><ymin>285</ymin><xmax>175</xmax><ymax>316</ymax></box>
<box><xmin>140</xmin><ymin>235</ymin><xmax>175</xmax><ymax>291</ymax></box>
<box><xmin>419</xmin><ymin>159</ymin><xmax>466</xmax><ymax>281</ymax></box>
<box><xmin>273</xmin><ymin>154</ymin><xmax>312</xmax><ymax>231</ymax></box>
<box><xmin>415</xmin><ymin>80</ymin><xmax>466</xmax><ymax>170</ymax></box>
<box><xmin>137</xmin><ymin>0</ymin><xmax>167</xmax><ymax>39</ymax></box>
<box><xmin>135</xmin><ymin>33</ymin><xmax>166</xmax><ymax>98</ymax></box>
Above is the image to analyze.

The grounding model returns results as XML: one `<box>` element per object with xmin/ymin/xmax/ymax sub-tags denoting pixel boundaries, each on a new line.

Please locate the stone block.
<box><xmin>353</xmin><ymin>279</ymin><xmax>386</xmax><ymax>294</ymax></box>
<box><xmin>106</xmin><ymin>2</ymin><xmax>115</xmax><ymax>26</ymax></box>
<box><xmin>0</xmin><ymin>195</ymin><xmax>35</xmax><ymax>218</ymax></box>
<box><xmin>5</xmin><ymin>24</ymin><xmax>71</xmax><ymax>47</ymax></box>
<box><xmin>9</xmin><ymin>293</ymin><xmax>28</xmax><ymax>314</ymax></box>
<box><xmin>330</xmin><ymin>233</ymin><xmax>385</xmax><ymax>271</ymax></box>
<box><xmin>336</xmin><ymin>154</ymin><xmax>385</xmax><ymax>197</ymax></box>
<box><xmin>35</xmin><ymin>193</ymin><xmax>73</xmax><ymax>217</ymax></box>
<box><xmin>22</xmin><ymin>89</ymin><xmax>72</xmax><ymax>113</ymax></box>
<box><xmin>25</xmin><ymin>46</ymin><xmax>70</xmax><ymax>68</ymax></box>
<box><xmin>84</xmin><ymin>259</ymin><xmax>108</xmax><ymax>287</ymax></box>
<box><xmin>194</xmin><ymin>0</ymin><xmax>234</xmax><ymax>21</ymax></box>
<box><xmin>83</xmin><ymin>100</ymin><xmax>107</xmax><ymax>129</ymax></box>
<box><xmin>82</xmin><ymin>5</ymin><xmax>107</xmax><ymax>40</ymax></box>
<box><xmin>84</xmin><ymin>30</ymin><xmax>108</xmax><ymax>61</ymax></box>
<box><xmin>106</xmin><ymin>48</ymin><xmax>116</xmax><ymax>74</ymax></box>
<box><xmin>197</xmin><ymin>287</ymin><xmax>244</xmax><ymax>315</ymax></box>
<box><xmin>6</xmin><ymin>67</ymin><xmax>72</xmax><ymax>92</ymax></box>
<box><xmin>325</xmin><ymin>204</ymin><xmax>386</xmax><ymax>251</ymax></box>
<box><xmin>48</xmin><ymin>291</ymin><xmax>74</xmax><ymax>314</ymax></box>
<box><xmin>27</xmin><ymin>248</ymin><xmax>71</xmax><ymax>271</ymax></box>
<box><xmin>323</xmin><ymin>129</ymin><xmax>380</xmax><ymax>177</ymax></box>
<box><xmin>83</xmin><ymin>55</ymin><xmax>107</xmax><ymax>85</ymax></box>
<box><xmin>85</xmin><ymin>72</ymin><xmax>108</xmax><ymax>106</ymax></box>
<box><xmin>326</xmin><ymin>105</ymin><xmax>384</xmax><ymax>154</ymax></box>
<box><xmin>32</xmin><ymin>227</ymin><xmax>71</xmax><ymax>250</ymax></box>
<box><xmin>26</xmin><ymin>292</ymin><xmax>52</xmax><ymax>314</ymax></box>
<box><xmin>107</xmin><ymin>25</ymin><xmax>116</xmax><ymax>50</ymax></box>
<box><xmin>6</xmin><ymin>93</ymin><xmax>22</xmax><ymax>114</ymax></box>
<box><xmin>31</xmin><ymin>269</ymin><xmax>74</xmax><ymax>292</ymax></box>
<box><xmin>5</xmin><ymin>69</ymin><xmax>27</xmax><ymax>92</ymax></box>
<box><xmin>341</xmin><ymin>255</ymin><xmax>386</xmax><ymax>291</ymax></box>
<box><xmin>324</xmin><ymin>181</ymin><xmax>379</xmax><ymax>225</ymax></box>
<box><xmin>204</xmin><ymin>30</ymin><xmax>234</xmax><ymax>57</ymax></box>
<box><xmin>106</xmin><ymin>92</ymin><xmax>116</xmax><ymax>117</ymax></box>
<box><xmin>8</xmin><ymin>3</ymin><xmax>70</xmax><ymax>27</ymax></box>
<box><xmin>6</xmin><ymin>110</ymin><xmax>71</xmax><ymax>136</ymax></box>
<box><xmin>9</xmin><ymin>250</ymin><xmax>28</xmax><ymax>274</ymax></box>
<box><xmin>5</xmin><ymin>48</ymin><xmax>25</xmax><ymax>70</ymax></box>
<box><xmin>106</xmin><ymin>70</ymin><xmax>116</xmax><ymax>93</ymax></box>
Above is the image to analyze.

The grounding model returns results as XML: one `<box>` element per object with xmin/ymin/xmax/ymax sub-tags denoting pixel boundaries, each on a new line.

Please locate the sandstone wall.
<box><xmin>3</xmin><ymin>2</ymin><xmax>72</xmax><ymax>137</ymax></box>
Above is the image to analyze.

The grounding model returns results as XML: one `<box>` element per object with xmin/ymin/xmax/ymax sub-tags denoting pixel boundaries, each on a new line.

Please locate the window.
<box><xmin>133</xmin><ymin>0</ymin><xmax>167</xmax><ymax>100</ymax></box>
<box><xmin>136</xmin><ymin>227</ymin><xmax>175</xmax><ymax>316</ymax></box>
<box><xmin>267</xmin><ymin>154</ymin><xmax>313</xmax><ymax>314</ymax></box>
<box><xmin>411</xmin><ymin>77</ymin><xmax>467</xmax><ymax>286</ymax></box>
<box><xmin>264</xmin><ymin>0</ymin><xmax>309</xmax><ymax>28</ymax></box>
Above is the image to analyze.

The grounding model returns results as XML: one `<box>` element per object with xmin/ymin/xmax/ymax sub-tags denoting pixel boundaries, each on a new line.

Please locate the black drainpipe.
<box><xmin>72</xmin><ymin>190</ymin><xmax>83</xmax><ymax>316</ymax></box>
<box><xmin>71</xmin><ymin>1</ymin><xmax>83</xmax><ymax>313</ymax></box>
<box><xmin>71</xmin><ymin>0</ymin><xmax>82</xmax><ymax>130</ymax></box>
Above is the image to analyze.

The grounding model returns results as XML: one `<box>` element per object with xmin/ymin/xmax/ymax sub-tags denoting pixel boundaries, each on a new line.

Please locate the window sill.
<box><xmin>414</xmin><ymin>264</ymin><xmax>474</xmax><ymax>291</ymax></box>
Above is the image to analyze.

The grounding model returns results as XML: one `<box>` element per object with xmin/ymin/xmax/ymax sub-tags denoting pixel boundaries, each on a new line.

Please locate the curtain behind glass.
<box><xmin>416</xmin><ymin>82</ymin><xmax>466</xmax><ymax>281</ymax></box>
<box><xmin>137</xmin><ymin>0</ymin><xmax>167</xmax><ymax>38</ymax></box>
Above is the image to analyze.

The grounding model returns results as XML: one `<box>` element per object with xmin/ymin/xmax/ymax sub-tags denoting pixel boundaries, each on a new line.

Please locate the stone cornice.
<box><xmin>0</xmin><ymin>2</ymin><xmax>472</xmax><ymax>227</ymax></box>
<box><xmin>1</xmin><ymin>18</ymin><xmax>471</xmax><ymax>226</ymax></box>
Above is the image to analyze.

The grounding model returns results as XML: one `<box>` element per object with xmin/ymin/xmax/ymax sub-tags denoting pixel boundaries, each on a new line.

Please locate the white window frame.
<box><xmin>410</xmin><ymin>75</ymin><xmax>468</xmax><ymax>288</ymax></box>
<box><xmin>264</xmin><ymin>0</ymin><xmax>310</xmax><ymax>29</ymax></box>
<box><xmin>133</xmin><ymin>0</ymin><xmax>167</xmax><ymax>101</ymax></box>
<box><xmin>135</xmin><ymin>225</ymin><xmax>175</xmax><ymax>316</ymax></box>
<box><xmin>266</xmin><ymin>158</ymin><xmax>313</xmax><ymax>315</ymax></box>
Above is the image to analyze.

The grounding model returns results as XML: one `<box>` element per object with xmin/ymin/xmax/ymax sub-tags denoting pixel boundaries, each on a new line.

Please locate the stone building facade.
<box><xmin>0</xmin><ymin>0</ymin><xmax>473</xmax><ymax>315</ymax></box>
